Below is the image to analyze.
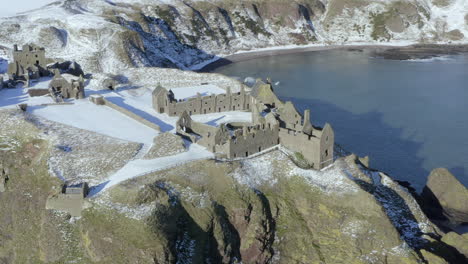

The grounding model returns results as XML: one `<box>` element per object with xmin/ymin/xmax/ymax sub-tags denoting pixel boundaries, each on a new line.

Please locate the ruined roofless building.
<box><xmin>176</xmin><ymin>103</ymin><xmax>334</xmax><ymax>169</ymax></box>
<box><xmin>176</xmin><ymin>109</ymin><xmax>280</xmax><ymax>159</ymax></box>
<box><xmin>49</xmin><ymin>69</ymin><xmax>85</xmax><ymax>100</ymax></box>
<box><xmin>152</xmin><ymin>84</ymin><xmax>251</xmax><ymax>116</ymax></box>
<box><xmin>7</xmin><ymin>44</ymin><xmax>50</xmax><ymax>83</ymax></box>
<box><xmin>45</xmin><ymin>182</ymin><xmax>89</xmax><ymax>217</ymax></box>
<box><xmin>159</xmin><ymin>78</ymin><xmax>334</xmax><ymax>169</ymax></box>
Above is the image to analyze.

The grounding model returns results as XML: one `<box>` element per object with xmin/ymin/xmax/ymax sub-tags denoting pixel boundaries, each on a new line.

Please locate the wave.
<box><xmin>406</xmin><ymin>56</ymin><xmax>455</xmax><ymax>63</ymax></box>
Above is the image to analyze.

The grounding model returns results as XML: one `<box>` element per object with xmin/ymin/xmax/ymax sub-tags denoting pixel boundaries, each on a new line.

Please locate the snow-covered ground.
<box><xmin>28</xmin><ymin>99</ymin><xmax>159</xmax><ymax>144</ymax></box>
<box><xmin>0</xmin><ymin>0</ymin><xmax>55</xmax><ymax>17</ymax></box>
<box><xmin>0</xmin><ymin>86</ymin><xmax>54</xmax><ymax>107</ymax></box>
<box><xmin>90</xmin><ymin>142</ymin><xmax>214</xmax><ymax>195</ymax></box>
<box><xmin>0</xmin><ymin>77</ymin><xmax>252</xmax><ymax>195</ymax></box>
<box><xmin>171</xmin><ymin>84</ymin><xmax>226</xmax><ymax>100</ymax></box>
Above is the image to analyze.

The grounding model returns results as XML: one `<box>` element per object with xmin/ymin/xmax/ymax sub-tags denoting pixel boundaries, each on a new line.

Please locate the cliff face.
<box><xmin>0</xmin><ymin>109</ymin><xmax>466</xmax><ymax>263</ymax></box>
<box><xmin>0</xmin><ymin>0</ymin><xmax>467</xmax><ymax>73</ymax></box>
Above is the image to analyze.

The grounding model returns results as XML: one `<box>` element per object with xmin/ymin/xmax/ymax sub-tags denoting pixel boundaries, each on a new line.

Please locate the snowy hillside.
<box><xmin>0</xmin><ymin>0</ymin><xmax>466</xmax><ymax>74</ymax></box>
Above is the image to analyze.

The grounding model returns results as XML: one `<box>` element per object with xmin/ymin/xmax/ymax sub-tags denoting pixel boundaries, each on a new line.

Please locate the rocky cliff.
<box><xmin>0</xmin><ymin>0</ymin><xmax>467</xmax><ymax>73</ymax></box>
<box><xmin>0</xmin><ymin>109</ymin><xmax>466</xmax><ymax>263</ymax></box>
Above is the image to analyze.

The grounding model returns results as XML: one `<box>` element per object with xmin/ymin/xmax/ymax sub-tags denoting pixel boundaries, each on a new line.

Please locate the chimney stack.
<box><xmin>304</xmin><ymin>110</ymin><xmax>310</xmax><ymax>125</ymax></box>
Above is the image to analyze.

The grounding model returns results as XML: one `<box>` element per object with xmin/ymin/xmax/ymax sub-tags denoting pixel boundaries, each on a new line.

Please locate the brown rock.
<box><xmin>441</xmin><ymin>232</ymin><xmax>468</xmax><ymax>258</ymax></box>
<box><xmin>421</xmin><ymin>168</ymin><xmax>468</xmax><ymax>224</ymax></box>
<box><xmin>420</xmin><ymin>250</ymin><xmax>449</xmax><ymax>264</ymax></box>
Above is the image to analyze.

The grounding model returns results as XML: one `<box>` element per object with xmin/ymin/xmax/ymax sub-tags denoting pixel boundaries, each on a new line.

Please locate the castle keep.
<box><xmin>7</xmin><ymin>44</ymin><xmax>50</xmax><ymax>85</ymax></box>
<box><xmin>156</xmin><ymin>79</ymin><xmax>335</xmax><ymax>169</ymax></box>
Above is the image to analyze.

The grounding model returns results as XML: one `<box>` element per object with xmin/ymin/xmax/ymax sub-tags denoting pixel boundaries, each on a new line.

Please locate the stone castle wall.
<box><xmin>155</xmin><ymin>88</ymin><xmax>252</xmax><ymax>117</ymax></box>
<box><xmin>7</xmin><ymin>44</ymin><xmax>49</xmax><ymax>81</ymax></box>
<box><xmin>278</xmin><ymin>124</ymin><xmax>334</xmax><ymax>169</ymax></box>
<box><xmin>12</xmin><ymin>45</ymin><xmax>47</xmax><ymax>68</ymax></box>
<box><xmin>45</xmin><ymin>193</ymin><xmax>85</xmax><ymax>217</ymax></box>
<box><xmin>226</xmin><ymin>124</ymin><xmax>279</xmax><ymax>159</ymax></box>
<box><xmin>168</xmin><ymin>79</ymin><xmax>335</xmax><ymax>169</ymax></box>
<box><xmin>103</xmin><ymin>98</ymin><xmax>161</xmax><ymax>132</ymax></box>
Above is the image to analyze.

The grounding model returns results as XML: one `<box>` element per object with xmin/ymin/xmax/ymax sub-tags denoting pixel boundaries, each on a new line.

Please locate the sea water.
<box><xmin>213</xmin><ymin>49</ymin><xmax>468</xmax><ymax>191</ymax></box>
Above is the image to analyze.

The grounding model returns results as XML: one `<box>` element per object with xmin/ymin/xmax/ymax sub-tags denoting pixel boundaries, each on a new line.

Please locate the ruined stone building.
<box><xmin>0</xmin><ymin>165</ymin><xmax>9</xmax><ymax>193</ymax></box>
<box><xmin>45</xmin><ymin>182</ymin><xmax>89</xmax><ymax>217</ymax></box>
<box><xmin>176</xmin><ymin>109</ymin><xmax>280</xmax><ymax>159</ymax></box>
<box><xmin>48</xmin><ymin>70</ymin><xmax>85</xmax><ymax>101</ymax></box>
<box><xmin>153</xmin><ymin>85</ymin><xmax>252</xmax><ymax>116</ymax></box>
<box><xmin>170</xmin><ymin>79</ymin><xmax>335</xmax><ymax>169</ymax></box>
<box><xmin>249</xmin><ymin>78</ymin><xmax>283</xmax><ymax>107</ymax></box>
<box><xmin>7</xmin><ymin>44</ymin><xmax>50</xmax><ymax>85</ymax></box>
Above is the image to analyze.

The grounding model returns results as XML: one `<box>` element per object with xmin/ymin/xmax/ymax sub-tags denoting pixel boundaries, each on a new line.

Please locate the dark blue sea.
<box><xmin>213</xmin><ymin>49</ymin><xmax>468</xmax><ymax>191</ymax></box>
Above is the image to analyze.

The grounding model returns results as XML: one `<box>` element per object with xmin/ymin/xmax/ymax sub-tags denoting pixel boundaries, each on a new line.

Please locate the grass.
<box><xmin>233</xmin><ymin>11</ymin><xmax>271</xmax><ymax>37</ymax></box>
<box><xmin>370</xmin><ymin>11</ymin><xmax>392</xmax><ymax>41</ymax></box>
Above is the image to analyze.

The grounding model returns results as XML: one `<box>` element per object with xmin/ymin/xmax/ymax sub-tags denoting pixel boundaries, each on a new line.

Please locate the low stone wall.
<box><xmin>39</xmin><ymin>102</ymin><xmax>74</xmax><ymax>106</ymax></box>
<box><xmin>46</xmin><ymin>194</ymin><xmax>84</xmax><ymax>217</ymax></box>
<box><xmin>103</xmin><ymin>98</ymin><xmax>161</xmax><ymax>132</ymax></box>
<box><xmin>28</xmin><ymin>89</ymin><xmax>49</xmax><ymax>97</ymax></box>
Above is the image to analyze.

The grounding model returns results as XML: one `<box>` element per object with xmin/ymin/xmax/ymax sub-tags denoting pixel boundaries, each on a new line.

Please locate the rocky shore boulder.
<box><xmin>441</xmin><ymin>232</ymin><xmax>468</xmax><ymax>258</ymax></box>
<box><xmin>421</xmin><ymin>168</ymin><xmax>468</xmax><ymax>224</ymax></box>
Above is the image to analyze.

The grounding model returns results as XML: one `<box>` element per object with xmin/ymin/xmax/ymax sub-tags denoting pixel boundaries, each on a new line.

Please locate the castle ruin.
<box><xmin>159</xmin><ymin>79</ymin><xmax>335</xmax><ymax>169</ymax></box>
<box><xmin>45</xmin><ymin>182</ymin><xmax>89</xmax><ymax>217</ymax></box>
<box><xmin>7</xmin><ymin>44</ymin><xmax>50</xmax><ymax>86</ymax></box>
<box><xmin>48</xmin><ymin>69</ymin><xmax>85</xmax><ymax>101</ymax></box>
<box><xmin>0</xmin><ymin>165</ymin><xmax>9</xmax><ymax>193</ymax></box>
<box><xmin>153</xmin><ymin>84</ymin><xmax>252</xmax><ymax>116</ymax></box>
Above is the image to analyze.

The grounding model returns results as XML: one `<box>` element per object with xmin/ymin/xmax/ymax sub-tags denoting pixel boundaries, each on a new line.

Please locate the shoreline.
<box><xmin>198</xmin><ymin>42</ymin><xmax>468</xmax><ymax>72</ymax></box>
<box><xmin>198</xmin><ymin>44</ymin><xmax>406</xmax><ymax>72</ymax></box>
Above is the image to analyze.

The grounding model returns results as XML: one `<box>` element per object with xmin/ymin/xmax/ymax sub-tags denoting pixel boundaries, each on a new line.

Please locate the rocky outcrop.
<box><xmin>441</xmin><ymin>232</ymin><xmax>468</xmax><ymax>258</ymax></box>
<box><xmin>49</xmin><ymin>61</ymin><xmax>85</xmax><ymax>77</ymax></box>
<box><xmin>421</xmin><ymin>168</ymin><xmax>468</xmax><ymax>225</ymax></box>
<box><xmin>0</xmin><ymin>0</ymin><xmax>467</xmax><ymax>73</ymax></box>
<box><xmin>2</xmin><ymin>95</ymin><xmax>468</xmax><ymax>263</ymax></box>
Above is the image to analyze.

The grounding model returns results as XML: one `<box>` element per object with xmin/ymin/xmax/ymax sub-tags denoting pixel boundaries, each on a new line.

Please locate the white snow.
<box><xmin>91</xmin><ymin>142</ymin><xmax>214</xmax><ymax>195</ymax></box>
<box><xmin>106</xmin><ymin>86</ymin><xmax>252</xmax><ymax>131</ymax></box>
<box><xmin>292</xmin><ymin>163</ymin><xmax>360</xmax><ymax>194</ymax></box>
<box><xmin>0</xmin><ymin>87</ymin><xmax>55</xmax><ymax>108</ymax></box>
<box><xmin>231</xmin><ymin>150</ymin><xmax>284</xmax><ymax>187</ymax></box>
<box><xmin>1</xmin><ymin>77</ymin><xmax>242</xmax><ymax>196</ymax></box>
<box><xmin>191</xmin><ymin>111</ymin><xmax>252</xmax><ymax>126</ymax></box>
<box><xmin>170</xmin><ymin>84</ymin><xmax>226</xmax><ymax>100</ymax></box>
<box><xmin>424</xmin><ymin>0</ymin><xmax>468</xmax><ymax>34</ymax></box>
<box><xmin>0</xmin><ymin>0</ymin><xmax>56</xmax><ymax>17</ymax></box>
<box><xmin>28</xmin><ymin>99</ymin><xmax>159</xmax><ymax>144</ymax></box>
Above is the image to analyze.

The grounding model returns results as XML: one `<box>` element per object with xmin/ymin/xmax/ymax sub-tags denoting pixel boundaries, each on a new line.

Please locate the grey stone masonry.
<box><xmin>48</xmin><ymin>69</ymin><xmax>85</xmax><ymax>101</ymax></box>
<box><xmin>153</xmin><ymin>84</ymin><xmax>251</xmax><ymax>116</ymax></box>
<box><xmin>173</xmin><ymin>78</ymin><xmax>335</xmax><ymax>169</ymax></box>
<box><xmin>7</xmin><ymin>44</ymin><xmax>50</xmax><ymax>85</ymax></box>
<box><xmin>0</xmin><ymin>165</ymin><xmax>9</xmax><ymax>193</ymax></box>
<box><xmin>45</xmin><ymin>182</ymin><xmax>89</xmax><ymax>217</ymax></box>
